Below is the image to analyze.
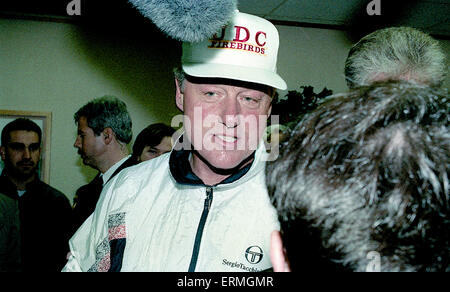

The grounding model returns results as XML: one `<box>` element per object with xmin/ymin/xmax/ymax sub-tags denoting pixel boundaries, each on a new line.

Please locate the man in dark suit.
<box><xmin>72</xmin><ymin>96</ymin><xmax>137</xmax><ymax>233</ymax></box>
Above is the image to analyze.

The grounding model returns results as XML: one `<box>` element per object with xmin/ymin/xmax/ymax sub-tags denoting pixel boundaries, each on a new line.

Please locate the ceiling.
<box><xmin>1</xmin><ymin>0</ymin><xmax>449</xmax><ymax>38</ymax></box>
<box><xmin>238</xmin><ymin>0</ymin><xmax>450</xmax><ymax>38</ymax></box>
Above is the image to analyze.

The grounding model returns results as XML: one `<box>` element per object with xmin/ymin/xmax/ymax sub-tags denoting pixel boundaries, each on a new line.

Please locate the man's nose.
<box><xmin>22</xmin><ymin>147</ymin><xmax>31</xmax><ymax>159</ymax></box>
<box><xmin>221</xmin><ymin>98</ymin><xmax>240</xmax><ymax>128</ymax></box>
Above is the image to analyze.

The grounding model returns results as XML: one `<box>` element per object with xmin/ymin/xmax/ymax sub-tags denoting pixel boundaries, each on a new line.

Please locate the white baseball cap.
<box><xmin>181</xmin><ymin>11</ymin><xmax>287</xmax><ymax>90</ymax></box>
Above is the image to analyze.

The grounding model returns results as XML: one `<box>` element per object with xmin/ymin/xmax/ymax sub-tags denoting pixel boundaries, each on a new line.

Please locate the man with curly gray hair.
<box><xmin>72</xmin><ymin>96</ymin><xmax>137</xmax><ymax>233</ymax></box>
<box><xmin>344</xmin><ymin>27</ymin><xmax>446</xmax><ymax>88</ymax></box>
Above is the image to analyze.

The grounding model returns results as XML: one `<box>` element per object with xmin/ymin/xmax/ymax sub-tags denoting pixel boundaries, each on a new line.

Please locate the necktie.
<box><xmin>92</xmin><ymin>174</ymin><xmax>103</xmax><ymax>188</ymax></box>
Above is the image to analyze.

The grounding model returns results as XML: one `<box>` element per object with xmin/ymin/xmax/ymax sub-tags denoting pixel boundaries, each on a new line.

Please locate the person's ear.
<box><xmin>102</xmin><ymin>128</ymin><xmax>114</xmax><ymax>145</ymax></box>
<box><xmin>270</xmin><ymin>230</ymin><xmax>291</xmax><ymax>272</ymax></box>
<box><xmin>175</xmin><ymin>78</ymin><xmax>184</xmax><ymax>112</ymax></box>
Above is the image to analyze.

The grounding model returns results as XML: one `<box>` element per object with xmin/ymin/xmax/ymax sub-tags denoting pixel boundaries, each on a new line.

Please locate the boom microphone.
<box><xmin>128</xmin><ymin>0</ymin><xmax>238</xmax><ymax>42</ymax></box>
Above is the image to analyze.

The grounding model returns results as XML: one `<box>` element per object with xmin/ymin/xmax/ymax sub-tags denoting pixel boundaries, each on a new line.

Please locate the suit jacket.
<box><xmin>72</xmin><ymin>157</ymin><xmax>137</xmax><ymax>234</ymax></box>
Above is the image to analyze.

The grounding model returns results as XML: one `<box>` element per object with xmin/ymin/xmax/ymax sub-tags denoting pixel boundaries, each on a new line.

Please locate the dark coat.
<box><xmin>0</xmin><ymin>173</ymin><xmax>73</xmax><ymax>272</ymax></box>
<box><xmin>0</xmin><ymin>193</ymin><xmax>21</xmax><ymax>272</ymax></box>
<box><xmin>71</xmin><ymin>157</ymin><xmax>138</xmax><ymax>234</ymax></box>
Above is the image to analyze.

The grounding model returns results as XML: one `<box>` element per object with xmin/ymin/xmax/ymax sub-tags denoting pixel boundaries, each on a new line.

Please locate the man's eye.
<box><xmin>241</xmin><ymin>96</ymin><xmax>261</xmax><ymax>107</ymax></box>
<box><xmin>29</xmin><ymin>144</ymin><xmax>40</xmax><ymax>151</ymax></box>
<box><xmin>8</xmin><ymin>143</ymin><xmax>24</xmax><ymax>151</ymax></box>
<box><xmin>204</xmin><ymin>91</ymin><xmax>217</xmax><ymax>97</ymax></box>
<box><xmin>244</xmin><ymin>97</ymin><xmax>257</xmax><ymax>102</ymax></box>
<box><xmin>147</xmin><ymin>148</ymin><xmax>159</xmax><ymax>155</ymax></box>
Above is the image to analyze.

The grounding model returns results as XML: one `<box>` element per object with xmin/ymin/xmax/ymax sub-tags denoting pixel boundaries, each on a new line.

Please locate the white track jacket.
<box><xmin>63</xmin><ymin>143</ymin><xmax>279</xmax><ymax>272</ymax></box>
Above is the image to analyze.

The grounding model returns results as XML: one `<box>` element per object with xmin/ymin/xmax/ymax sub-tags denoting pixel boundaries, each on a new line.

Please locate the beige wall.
<box><xmin>276</xmin><ymin>25</ymin><xmax>450</xmax><ymax>94</ymax></box>
<box><xmin>0</xmin><ymin>18</ymin><xmax>181</xmax><ymax>202</ymax></box>
<box><xmin>1</xmin><ymin>18</ymin><xmax>449</xmax><ymax>203</ymax></box>
<box><xmin>277</xmin><ymin>25</ymin><xmax>353</xmax><ymax>95</ymax></box>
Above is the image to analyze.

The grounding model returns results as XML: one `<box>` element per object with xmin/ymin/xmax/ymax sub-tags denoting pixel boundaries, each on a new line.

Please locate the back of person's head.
<box><xmin>266</xmin><ymin>81</ymin><xmax>449</xmax><ymax>272</ymax></box>
<box><xmin>74</xmin><ymin>96</ymin><xmax>132</xmax><ymax>144</ymax></box>
<box><xmin>132</xmin><ymin>123</ymin><xmax>176</xmax><ymax>158</ymax></box>
<box><xmin>1</xmin><ymin>118</ymin><xmax>42</xmax><ymax>146</ymax></box>
<box><xmin>344</xmin><ymin>27</ymin><xmax>446</xmax><ymax>88</ymax></box>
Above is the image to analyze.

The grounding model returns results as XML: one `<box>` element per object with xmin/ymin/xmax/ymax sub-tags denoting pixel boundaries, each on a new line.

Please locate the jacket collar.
<box><xmin>0</xmin><ymin>171</ymin><xmax>42</xmax><ymax>199</ymax></box>
<box><xmin>169</xmin><ymin>135</ymin><xmax>268</xmax><ymax>188</ymax></box>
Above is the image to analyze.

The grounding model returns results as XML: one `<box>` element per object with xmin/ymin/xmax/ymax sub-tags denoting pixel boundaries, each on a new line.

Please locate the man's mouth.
<box><xmin>215</xmin><ymin>134</ymin><xmax>237</xmax><ymax>143</ymax></box>
<box><xmin>18</xmin><ymin>162</ymin><xmax>34</xmax><ymax>167</ymax></box>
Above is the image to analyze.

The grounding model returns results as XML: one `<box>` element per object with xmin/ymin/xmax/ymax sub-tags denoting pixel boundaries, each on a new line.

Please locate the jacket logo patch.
<box><xmin>88</xmin><ymin>212</ymin><xmax>126</xmax><ymax>272</ymax></box>
<box><xmin>245</xmin><ymin>246</ymin><xmax>263</xmax><ymax>264</ymax></box>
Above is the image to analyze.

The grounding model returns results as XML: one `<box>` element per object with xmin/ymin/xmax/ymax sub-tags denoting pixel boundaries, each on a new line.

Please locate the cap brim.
<box><xmin>182</xmin><ymin>63</ymin><xmax>287</xmax><ymax>90</ymax></box>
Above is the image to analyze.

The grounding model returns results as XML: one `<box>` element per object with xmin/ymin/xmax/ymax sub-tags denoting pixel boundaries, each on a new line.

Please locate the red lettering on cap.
<box><xmin>233</xmin><ymin>26</ymin><xmax>250</xmax><ymax>42</ymax></box>
<box><xmin>255</xmin><ymin>31</ymin><xmax>266</xmax><ymax>46</ymax></box>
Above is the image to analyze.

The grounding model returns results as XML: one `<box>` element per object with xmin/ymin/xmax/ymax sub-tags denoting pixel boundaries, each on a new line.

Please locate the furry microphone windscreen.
<box><xmin>128</xmin><ymin>0</ymin><xmax>238</xmax><ymax>42</ymax></box>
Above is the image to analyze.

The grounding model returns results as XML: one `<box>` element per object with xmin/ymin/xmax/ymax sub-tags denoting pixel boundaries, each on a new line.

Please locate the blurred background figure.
<box><xmin>72</xmin><ymin>96</ymin><xmax>136</xmax><ymax>233</ymax></box>
<box><xmin>344</xmin><ymin>27</ymin><xmax>446</xmax><ymax>88</ymax></box>
<box><xmin>132</xmin><ymin>123</ymin><xmax>176</xmax><ymax>162</ymax></box>
<box><xmin>266</xmin><ymin>81</ymin><xmax>449</xmax><ymax>272</ymax></box>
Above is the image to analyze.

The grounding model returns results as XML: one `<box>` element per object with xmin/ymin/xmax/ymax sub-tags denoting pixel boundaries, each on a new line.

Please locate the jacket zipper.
<box><xmin>188</xmin><ymin>186</ymin><xmax>214</xmax><ymax>272</ymax></box>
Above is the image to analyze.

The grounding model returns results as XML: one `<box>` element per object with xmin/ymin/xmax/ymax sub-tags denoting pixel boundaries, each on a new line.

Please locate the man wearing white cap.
<box><xmin>63</xmin><ymin>11</ymin><xmax>287</xmax><ymax>272</ymax></box>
